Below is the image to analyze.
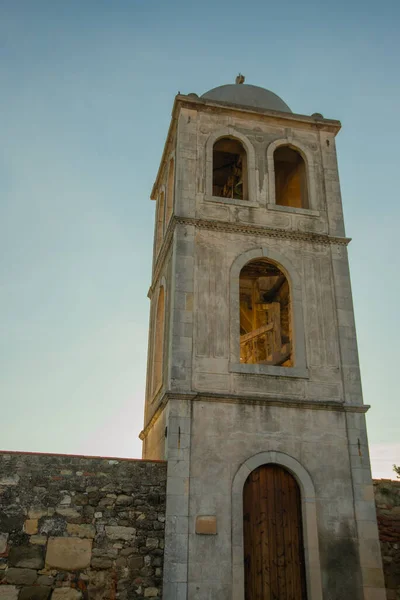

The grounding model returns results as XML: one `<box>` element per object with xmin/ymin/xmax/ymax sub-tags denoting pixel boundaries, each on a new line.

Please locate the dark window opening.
<box><xmin>239</xmin><ymin>259</ymin><xmax>292</xmax><ymax>366</ymax></box>
<box><xmin>274</xmin><ymin>146</ymin><xmax>309</xmax><ymax>209</ymax></box>
<box><xmin>213</xmin><ymin>138</ymin><xmax>248</xmax><ymax>200</ymax></box>
<box><xmin>166</xmin><ymin>157</ymin><xmax>175</xmax><ymax>223</ymax></box>
<box><xmin>152</xmin><ymin>287</ymin><xmax>165</xmax><ymax>397</ymax></box>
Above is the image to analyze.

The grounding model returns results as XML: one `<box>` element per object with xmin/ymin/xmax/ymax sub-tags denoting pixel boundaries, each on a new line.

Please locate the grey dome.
<box><xmin>201</xmin><ymin>84</ymin><xmax>291</xmax><ymax>113</ymax></box>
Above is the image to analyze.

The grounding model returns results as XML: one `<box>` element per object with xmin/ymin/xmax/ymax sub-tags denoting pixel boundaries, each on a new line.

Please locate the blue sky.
<box><xmin>1</xmin><ymin>0</ymin><xmax>399</xmax><ymax>477</ymax></box>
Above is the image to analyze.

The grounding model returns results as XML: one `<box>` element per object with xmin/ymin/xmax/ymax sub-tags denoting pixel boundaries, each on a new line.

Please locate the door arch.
<box><xmin>243</xmin><ymin>464</ymin><xmax>307</xmax><ymax>600</ymax></box>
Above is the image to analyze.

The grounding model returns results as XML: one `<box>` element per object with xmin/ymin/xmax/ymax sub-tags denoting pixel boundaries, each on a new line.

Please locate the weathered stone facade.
<box><xmin>0</xmin><ymin>452</ymin><xmax>166</xmax><ymax>600</ymax></box>
<box><xmin>375</xmin><ymin>479</ymin><xmax>400</xmax><ymax>599</ymax></box>
<box><xmin>140</xmin><ymin>85</ymin><xmax>387</xmax><ymax>599</ymax></box>
<box><xmin>1</xmin><ymin>451</ymin><xmax>399</xmax><ymax>600</ymax></box>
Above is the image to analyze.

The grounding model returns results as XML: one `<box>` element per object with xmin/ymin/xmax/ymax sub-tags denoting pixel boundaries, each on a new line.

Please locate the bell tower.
<box><xmin>140</xmin><ymin>79</ymin><xmax>385</xmax><ymax>600</ymax></box>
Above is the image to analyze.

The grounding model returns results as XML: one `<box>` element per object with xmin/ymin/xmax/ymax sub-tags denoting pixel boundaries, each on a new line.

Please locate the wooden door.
<box><xmin>243</xmin><ymin>464</ymin><xmax>307</xmax><ymax>600</ymax></box>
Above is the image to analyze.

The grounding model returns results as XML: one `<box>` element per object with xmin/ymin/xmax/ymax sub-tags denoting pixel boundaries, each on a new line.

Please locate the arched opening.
<box><xmin>151</xmin><ymin>287</ymin><xmax>165</xmax><ymax>397</ymax></box>
<box><xmin>155</xmin><ymin>191</ymin><xmax>165</xmax><ymax>256</ymax></box>
<box><xmin>213</xmin><ymin>137</ymin><xmax>248</xmax><ymax>200</ymax></box>
<box><xmin>243</xmin><ymin>464</ymin><xmax>307</xmax><ymax>600</ymax></box>
<box><xmin>239</xmin><ymin>258</ymin><xmax>292</xmax><ymax>366</ymax></box>
<box><xmin>165</xmin><ymin>157</ymin><xmax>175</xmax><ymax>224</ymax></box>
<box><xmin>274</xmin><ymin>145</ymin><xmax>309</xmax><ymax>209</ymax></box>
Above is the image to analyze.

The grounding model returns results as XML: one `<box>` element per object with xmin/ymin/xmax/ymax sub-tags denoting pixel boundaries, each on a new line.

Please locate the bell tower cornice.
<box><xmin>148</xmin><ymin>215</ymin><xmax>351</xmax><ymax>299</ymax></box>
<box><xmin>151</xmin><ymin>93</ymin><xmax>341</xmax><ymax>200</ymax></box>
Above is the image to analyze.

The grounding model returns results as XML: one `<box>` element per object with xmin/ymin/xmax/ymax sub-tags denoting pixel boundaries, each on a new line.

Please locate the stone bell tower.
<box><xmin>140</xmin><ymin>79</ymin><xmax>385</xmax><ymax>600</ymax></box>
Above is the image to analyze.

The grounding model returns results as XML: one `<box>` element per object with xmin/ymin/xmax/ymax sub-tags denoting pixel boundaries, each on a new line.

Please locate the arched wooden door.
<box><xmin>243</xmin><ymin>464</ymin><xmax>307</xmax><ymax>600</ymax></box>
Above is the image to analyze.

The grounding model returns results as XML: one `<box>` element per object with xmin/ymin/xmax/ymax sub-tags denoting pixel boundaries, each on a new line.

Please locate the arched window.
<box><xmin>243</xmin><ymin>464</ymin><xmax>307</xmax><ymax>599</ymax></box>
<box><xmin>239</xmin><ymin>258</ymin><xmax>292</xmax><ymax>366</ymax></box>
<box><xmin>213</xmin><ymin>137</ymin><xmax>248</xmax><ymax>200</ymax></box>
<box><xmin>155</xmin><ymin>191</ymin><xmax>165</xmax><ymax>256</ymax></box>
<box><xmin>152</xmin><ymin>287</ymin><xmax>165</xmax><ymax>397</ymax></box>
<box><xmin>165</xmin><ymin>157</ymin><xmax>175</xmax><ymax>224</ymax></box>
<box><xmin>274</xmin><ymin>145</ymin><xmax>309</xmax><ymax>209</ymax></box>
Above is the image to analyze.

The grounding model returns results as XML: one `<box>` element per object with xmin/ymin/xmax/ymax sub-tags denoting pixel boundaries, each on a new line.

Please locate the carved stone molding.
<box><xmin>139</xmin><ymin>390</ymin><xmax>369</xmax><ymax>440</ymax></box>
<box><xmin>150</xmin><ymin>215</ymin><xmax>351</xmax><ymax>292</ymax></box>
<box><xmin>176</xmin><ymin>216</ymin><xmax>351</xmax><ymax>245</ymax></box>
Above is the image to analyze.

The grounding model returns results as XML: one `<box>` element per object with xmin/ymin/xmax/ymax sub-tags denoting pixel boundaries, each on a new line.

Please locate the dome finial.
<box><xmin>235</xmin><ymin>73</ymin><xmax>245</xmax><ymax>85</ymax></box>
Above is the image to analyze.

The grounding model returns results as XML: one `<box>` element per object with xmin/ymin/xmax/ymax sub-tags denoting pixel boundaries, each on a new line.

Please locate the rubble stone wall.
<box><xmin>374</xmin><ymin>479</ymin><xmax>400</xmax><ymax>600</ymax></box>
<box><xmin>0</xmin><ymin>452</ymin><xmax>166</xmax><ymax>600</ymax></box>
<box><xmin>1</xmin><ymin>450</ymin><xmax>399</xmax><ymax>600</ymax></box>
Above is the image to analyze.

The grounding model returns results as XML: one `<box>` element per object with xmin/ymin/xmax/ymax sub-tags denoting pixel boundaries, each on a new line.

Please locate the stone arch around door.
<box><xmin>231</xmin><ymin>451</ymin><xmax>323</xmax><ymax>600</ymax></box>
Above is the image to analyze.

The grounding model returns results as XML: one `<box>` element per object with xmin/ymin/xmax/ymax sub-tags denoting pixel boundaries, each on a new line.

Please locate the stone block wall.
<box><xmin>374</xmin><ymin>479</ymin><xmax>400</xmax><ymax>600</ymax></box>
<box><xmin>1</xmin><ymin>449</ymin><xmax>399</xmax><ymax>600</ymax></box>
<box><xmin>0</xmin><ymin>452</ymin><xmax>166</xmax><ymax>600</ymax></box>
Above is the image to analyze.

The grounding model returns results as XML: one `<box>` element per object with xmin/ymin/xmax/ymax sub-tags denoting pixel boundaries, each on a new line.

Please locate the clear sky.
<box><xmin>1</xmin><ymin>0</ymin><xmax>399</xmax><ymax>478</ymax></box>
